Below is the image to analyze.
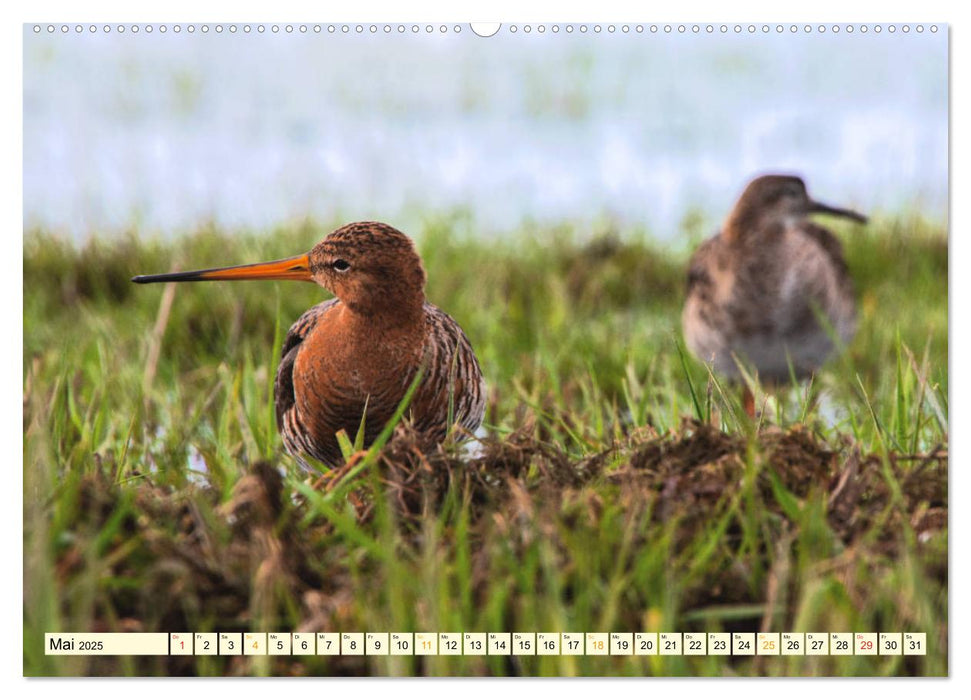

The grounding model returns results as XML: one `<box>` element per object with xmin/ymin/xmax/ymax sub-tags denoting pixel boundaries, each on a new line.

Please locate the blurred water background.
<box><xmin>23</xmin><ymin>25</ymin><xmax>948</xmax><ymax>242</ymax></box>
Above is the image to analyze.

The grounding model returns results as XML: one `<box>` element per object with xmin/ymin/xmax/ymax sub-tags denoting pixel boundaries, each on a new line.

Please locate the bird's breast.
<box><xmin>291</xmin><ymin>315</ymin><xmax>426</xmax><ymax>436</ymax></box>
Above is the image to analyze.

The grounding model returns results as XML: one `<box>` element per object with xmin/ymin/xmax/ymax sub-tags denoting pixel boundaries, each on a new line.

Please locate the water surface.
<box><xmin>23</xmin><ymin>25</ymin><xmax>948</xmax><ymax>240</ymax></box>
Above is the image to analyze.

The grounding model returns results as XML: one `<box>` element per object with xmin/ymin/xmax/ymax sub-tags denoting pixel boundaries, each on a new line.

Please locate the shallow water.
<box><xmin>23</xmin><ymin>25</ymin><xmax>948</xmax><ymax>240</ymax></box>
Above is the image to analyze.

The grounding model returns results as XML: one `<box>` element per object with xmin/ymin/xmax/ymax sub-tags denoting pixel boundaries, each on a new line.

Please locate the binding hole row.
<box><xmin>31</xmin><ymin>24</ymin><xmax>938</xmax><ymax>36</ymax></box>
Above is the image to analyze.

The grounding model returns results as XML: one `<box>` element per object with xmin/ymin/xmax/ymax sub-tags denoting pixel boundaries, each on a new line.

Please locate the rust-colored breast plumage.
<box><xmin>273</xmin><ymin>299</ymin><xmax>485</xmax><ymax>467</ymax></box>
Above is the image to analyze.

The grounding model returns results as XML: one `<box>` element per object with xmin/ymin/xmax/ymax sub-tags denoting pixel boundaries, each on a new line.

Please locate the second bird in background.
<box><xmin>681</xmin><ymin>174</ymin><xmax>868</xmax><ymax>413</ymax></box>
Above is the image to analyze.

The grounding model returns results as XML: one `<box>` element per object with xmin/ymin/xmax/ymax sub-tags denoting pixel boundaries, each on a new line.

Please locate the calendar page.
<box><xmin>22</xmin><ymin>19</ymin><xmax>948</xmax><ymax>678</ymax></box>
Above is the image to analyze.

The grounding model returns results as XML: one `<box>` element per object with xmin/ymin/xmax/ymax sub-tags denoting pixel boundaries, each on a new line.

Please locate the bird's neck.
<box><xmin>723</xmin><ymin>207</ymin><xmax>794</xmax><ymax>245</ymax></box>
<box><xmin>338</xmin><ymin>296</ymin><xmax>426</xmax><ymax>335</ymax></box>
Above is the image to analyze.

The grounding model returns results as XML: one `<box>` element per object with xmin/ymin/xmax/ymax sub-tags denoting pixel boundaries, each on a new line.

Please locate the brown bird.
<box><xmin>133</xmin><ymin>221</ymin><xmax>486</xmax><ymax>468</ymax></box>
<box><xmin>682</xmin><ymin>175</ymin><xmax>867</xmax><ymax>413</ymax></box>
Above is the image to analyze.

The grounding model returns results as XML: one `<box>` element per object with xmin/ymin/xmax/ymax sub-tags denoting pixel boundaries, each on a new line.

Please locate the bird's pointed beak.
<box><xmin>808</xmin><ymin>200</ymin><xmax>868</xmax><ymax>224</ymax></box>
<box><xmin>132</xmin><ymin>253</ymin><xmax>314</xmax><ymax>284</ymax></box>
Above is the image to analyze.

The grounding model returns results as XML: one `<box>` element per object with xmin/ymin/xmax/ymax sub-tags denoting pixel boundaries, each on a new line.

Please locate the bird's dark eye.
<box><xmin>332</xmin><ymin>259</ymin><xmax>350</xmax><ymax>272</ymax></box>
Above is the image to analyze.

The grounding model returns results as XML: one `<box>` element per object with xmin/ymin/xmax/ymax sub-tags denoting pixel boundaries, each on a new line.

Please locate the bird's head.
<box><xmin>132</xmin><ymin>221</ymin><xmax>427</xmax><ymax>320</ymax></box>
<box><xmin>726</xmin><ymin>174</ymin><xmax>867</xmax><ymax>240</ymax></box>
<box><xmin>307</xmin><ymin>222</ymin><xmax>427</xmax><ymax>316</ymax></box>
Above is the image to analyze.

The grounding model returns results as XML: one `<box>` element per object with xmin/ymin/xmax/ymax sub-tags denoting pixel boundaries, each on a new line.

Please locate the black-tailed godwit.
<box><xmin>134</xmin><ymin>221</ymin><xmax>486</xmax><ymax>467</ymax></box>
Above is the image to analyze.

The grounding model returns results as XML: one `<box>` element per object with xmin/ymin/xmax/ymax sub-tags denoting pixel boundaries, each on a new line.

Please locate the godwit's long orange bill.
<box><xmin>131</xmin><ymin>253</ymin><xmax>314</xmax><ymax>284</ymax></box>
<box><xmin>809</xmin><ymin>200</ymin><xmax>868</xmax><ymax>224</ymax></box>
